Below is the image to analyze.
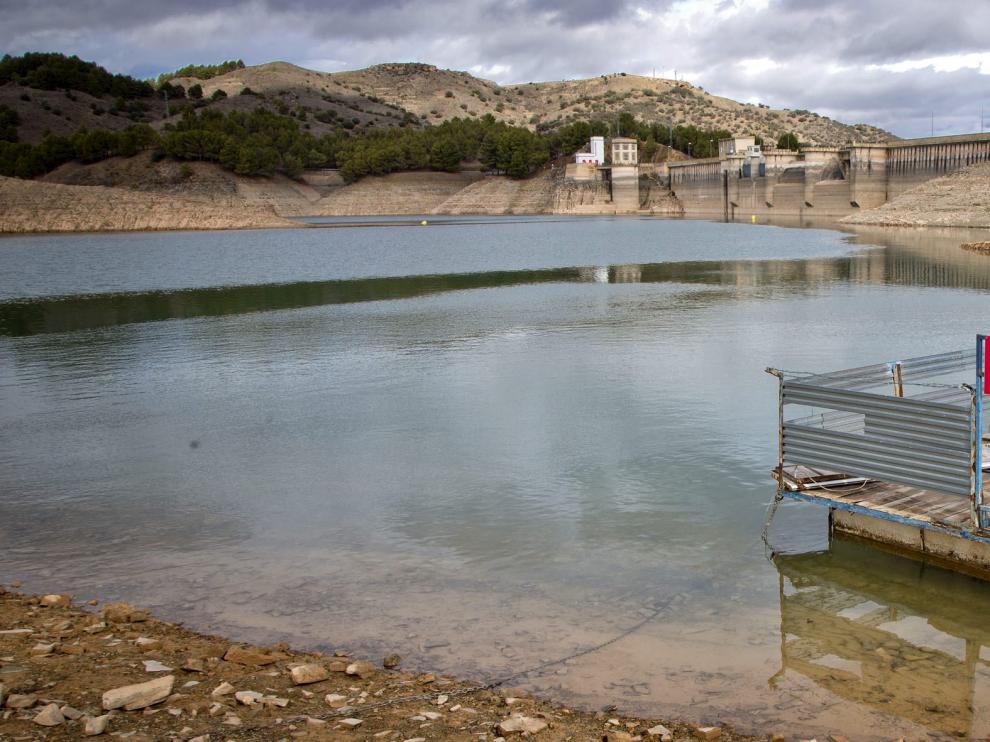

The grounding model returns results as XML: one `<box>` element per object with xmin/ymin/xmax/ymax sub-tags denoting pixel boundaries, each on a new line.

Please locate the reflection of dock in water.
<box><xmin>772</xmin><ymin>538</ymin><xmax>990</xmax><ymax>736</ymax></box>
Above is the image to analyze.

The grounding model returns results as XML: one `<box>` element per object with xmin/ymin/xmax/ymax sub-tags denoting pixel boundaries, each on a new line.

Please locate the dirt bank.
<box><xmin>35</xmin><ymin>153</ymin><xmax>682</xmax><ymax>225</ymax></box>
<box><xmin>842</xmin><ymin>162</ymin><xmax>990</xmax><ymax>228</ymax></box>
<box><xmin>0</xmin><ymin>587</ymin><xmax>753</xmax><ymax>741</ymax></box>
<box><xmin>0</xmin><ymin>176</ymin><xmax>298</xmax><ymax>234</ymax></box>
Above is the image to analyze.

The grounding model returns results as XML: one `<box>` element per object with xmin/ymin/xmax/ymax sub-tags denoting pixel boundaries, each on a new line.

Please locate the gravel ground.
<box><xmin>0</xmin><ymin>586</ymin><xmax>758</xmax><ymax>742</ymax></box>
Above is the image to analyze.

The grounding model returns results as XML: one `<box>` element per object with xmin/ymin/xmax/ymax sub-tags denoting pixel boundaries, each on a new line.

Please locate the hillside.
<box><xmin>165</xmin><ymin>61</ymin><xmax>889</xmax><ymax>147</ymax></box>
<box><xmin>1</xmin><ymin>56</ymin><xmax>892</xmax><ymax>155</ymax></box>
<box><xmin>843</xmin><ymin>162</ymin><xmax>990</xmax><ymax>228</ymax></box>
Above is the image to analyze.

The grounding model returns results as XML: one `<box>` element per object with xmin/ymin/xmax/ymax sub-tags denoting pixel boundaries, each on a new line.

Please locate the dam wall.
<box><xmin>885</xmin><ymin>133</ymin><xmax>990</xmax><ymax>199</ymax></box>
<box><xmin>668</xmin><ymin>132</ymin><xmax>990</xmax><ymax>219</ymax></box>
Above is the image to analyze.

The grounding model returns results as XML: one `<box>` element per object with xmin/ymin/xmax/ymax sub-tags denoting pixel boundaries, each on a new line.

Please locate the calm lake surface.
<box><xmin>2</xmin><ymin>216</ymin><xmax>990</xmax><ymax>739</ymax></box>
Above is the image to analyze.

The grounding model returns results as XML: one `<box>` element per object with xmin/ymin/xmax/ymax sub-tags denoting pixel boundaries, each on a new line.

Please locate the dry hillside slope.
<box><xmin>843</xmin><ymin>162</ymin><xmax>990</xmax><ymax>228</ymax></box>
<box><xmin>169</xmin><ymin>61</ymin><xmax>891</xmax><ymax>146</ymax></box>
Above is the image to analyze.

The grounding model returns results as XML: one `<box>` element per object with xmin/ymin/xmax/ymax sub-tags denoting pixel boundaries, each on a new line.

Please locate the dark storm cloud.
<box><xmin>1</xmin><ymin>0</ymin><xmax>988</xmax><ymax>138</ymax></box>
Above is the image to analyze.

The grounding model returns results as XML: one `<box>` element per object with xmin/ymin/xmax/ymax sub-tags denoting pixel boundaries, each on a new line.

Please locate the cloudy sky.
<box><xmin>2</xmin><ymin>0</ymin><xmax>989</xmax><ymax>138</ymax></box>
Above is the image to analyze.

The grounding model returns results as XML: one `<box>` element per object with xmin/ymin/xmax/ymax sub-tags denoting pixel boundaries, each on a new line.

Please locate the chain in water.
<box><xmin>302</xmin><ymin>594</ymin><xmax>677</xmax><ymax>721</ymax></box>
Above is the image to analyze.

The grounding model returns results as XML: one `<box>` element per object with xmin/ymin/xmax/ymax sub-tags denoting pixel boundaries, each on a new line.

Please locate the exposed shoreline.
<box><xmin>0</xmin><ymin>586</ymin><xmax>751</xmax><ymax>741</ymax></box>
<box><xmin>3</xmin><ymin>155</ymin><xmax>990</xmax><ymax>235</ymax></box>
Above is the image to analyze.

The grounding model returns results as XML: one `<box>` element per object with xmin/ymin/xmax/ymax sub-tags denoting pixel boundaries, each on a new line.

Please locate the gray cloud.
<box><xmin>1</xmin><ymin>0</ymin><xmax>988</xmax><ymax>138</ymax></box>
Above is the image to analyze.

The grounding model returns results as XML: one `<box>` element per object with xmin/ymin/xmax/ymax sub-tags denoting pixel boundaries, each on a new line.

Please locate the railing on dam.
<box><xmin>770</xmin><ymin>339</ymin><xmax>990</xmax><ymax>528</ymax></box>
<box><xmin>886</xmin><ymin>133</ymin><xmax>990</xmax><ymax>176</ymax></box>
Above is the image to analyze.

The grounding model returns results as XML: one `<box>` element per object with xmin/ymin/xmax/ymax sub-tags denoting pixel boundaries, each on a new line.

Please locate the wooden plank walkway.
<box><xmin>781</xmin><ymin>473</ymin><xmax>985</xmax><ymax>532</ymax></box>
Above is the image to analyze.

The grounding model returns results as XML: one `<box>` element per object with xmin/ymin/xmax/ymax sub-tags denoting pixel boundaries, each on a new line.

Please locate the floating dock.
<box><xmin>768</xmin><ymin>337</ymin><xmax>990</xmax><ymax>574</ymax></box>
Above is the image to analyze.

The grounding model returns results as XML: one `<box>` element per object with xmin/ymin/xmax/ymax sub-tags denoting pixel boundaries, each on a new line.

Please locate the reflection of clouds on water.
<box><xmin>4</xmin><ymin>222</ymin><xmax>990</xmax><ymax>739</ymax></box>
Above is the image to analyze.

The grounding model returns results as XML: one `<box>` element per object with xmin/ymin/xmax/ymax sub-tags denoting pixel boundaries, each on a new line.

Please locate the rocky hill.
<box><xmin>166</xmin><ymin>61</ymin><xmax>889</xmax><ymax>146</ymax></box>
<box><xmin>2</xmin><ymin>57</ymin><xmax>892</xmax><ymax>149</ymax></box>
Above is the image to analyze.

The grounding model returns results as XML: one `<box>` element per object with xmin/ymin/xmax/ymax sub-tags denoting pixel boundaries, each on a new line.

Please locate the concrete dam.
<box><xmin>668</xmin><ymin>132</ymin><xmax>990</xmax><ymax>219</ymax></box>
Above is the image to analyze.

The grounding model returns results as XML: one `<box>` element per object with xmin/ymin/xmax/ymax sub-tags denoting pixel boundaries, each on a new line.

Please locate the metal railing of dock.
<box><xmin>769</xmin><ymin>337</ymin><xmax>989</xmax><ymax>529</ymax></box>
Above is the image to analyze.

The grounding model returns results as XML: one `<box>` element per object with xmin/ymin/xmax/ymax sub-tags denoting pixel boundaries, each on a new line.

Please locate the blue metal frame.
<box><xmin>780</xmin><ymin>489</ymin><xmax>990</xmax><ymax>546</ymax></box>
<box><xmin>977</xmin><ymin>334</ymin><xmax>986</xmax><ymax>529</ymax></box>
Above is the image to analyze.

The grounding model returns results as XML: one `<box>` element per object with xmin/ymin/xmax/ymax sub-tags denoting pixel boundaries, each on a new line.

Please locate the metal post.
<box><xmin>892</xmin><ymin>361</ymin><xmax>904</xmax><ymax>397</ymax></box>
<box><xmin>975</xmin><ymin>334</ymin><xmax>986</xmax><ymax>529</ymax></box>
<box><xmin>766</xmin><ymin>368</ymin><xmax>785</xmax><ymax>491</ymax></box>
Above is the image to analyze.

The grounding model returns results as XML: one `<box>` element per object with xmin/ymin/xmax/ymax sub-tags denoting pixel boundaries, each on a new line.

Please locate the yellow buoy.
<box><xmin>420</xmin><ymin>220</ymin><xmax>428</xmax><ymax>225</ymax></box>
<box><xmin>751</xmin><ymin>215</ymin><xmax>757</xmax><ymax>223</ymax></box>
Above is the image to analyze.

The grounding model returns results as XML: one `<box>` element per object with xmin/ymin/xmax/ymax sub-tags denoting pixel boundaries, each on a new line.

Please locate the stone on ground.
<box><xmin>102</xmin><ymin>674</ymin><xmax>175</xmax><ymax>710</ymax></box>
<box><xmin>102</xmin><ymin>602</ymin><xmax>149</xmax><ymax>623</ymax></box>
<box><xmin>383</xmin><ymin>653</ymin><xmax>401</xmax><ymax>669</ymax></box>
<box><xmin>291</xmin><ymin>663</ymin><xmax>329</xmax><ymax>684</ymax></box>
<box><xmin>6</xmin><ymin>693</ymin><xmax>37</xmax><ymax>708</ymax></box>
<box><xmin>235</xmin><ymin>690</ymin><xmax>264</xmax><ymax>705</ymax></box>
<box><xmin>33</xmin><ymin>702</ymin><xmax>64</xmax><ymax>726</ymax></box>
<box><xmin>339</xmin><ymin>717</ymin><xmax>364</xmax><ymax>727</ymax></box>
<box><xmin>211</xmin><ymin>682</ymin><xmax>234</xmax><ymax>697</ymax></box>
<box><xmin>39</xmin><ymin>594</ymin><xmax>71</xmax><ymax>607</ymax></box>
<box><xmin>695</xmin><ymin>727</ymin><xmax>722</xmax><ymax>740</ymax></box>
<box><xmin>345</xmin><ymin>660</ymin><xmax>375</xmax><ymax>678</ymax></box>
<box><xmin>82</xmin><ymin>713</ymin><xmax>110</xmax><ymax>736</ymax></box>
<box><xmin>498</xmin><ymin>714</ymin><xmax>548</xmax><ymax>735</ymax></box>
<box><xmin>647</xmin><ymin>723</ymin><xmax>673</xmax><ymax>741</ymax></box>
<box><xmin>142</xmin><ymin>659</ymin><xmax>172</xmax><ymax>672</ymax></box>
<box><xmin>223</xmin><ymin>644</ymin><xmax>276</xmax><ymax>665</ymax></box>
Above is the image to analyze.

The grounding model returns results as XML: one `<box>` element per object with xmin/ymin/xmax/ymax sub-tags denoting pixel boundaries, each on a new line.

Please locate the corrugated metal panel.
<box><xmin>782</xmin><ymin>380</ymin><xmax>975</xmax><ymax>496</ymax></box>
<box><xmin>801</xmin><ymin>348</ymin><xmax>975</xmax><ymax>391</ymax></box>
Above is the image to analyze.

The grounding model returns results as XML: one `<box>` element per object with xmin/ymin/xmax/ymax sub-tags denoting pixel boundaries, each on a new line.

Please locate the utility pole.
<box><xmin>163</xmin><ymin>88</ymin><xmax>170</xmax><ymax>118</ymax></box>
<box><xmin>931</xmin><ymin>111</ymin><xmax>934</xmax><ymax>138</ymax></box>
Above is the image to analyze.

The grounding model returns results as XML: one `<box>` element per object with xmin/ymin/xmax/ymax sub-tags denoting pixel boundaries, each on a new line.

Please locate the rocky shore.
<box><xmin>0</xmin><ymin>586</ymin><xmax>752</xmax><ymax>742</ymax></box>
<box><xmin>0</xmin><ymin>176</ymin><xmax>299</xmax><ymax>234</ymax></box>
<box><xmin>842</xmin><ymin>162</ymin><xmax>990</xmax><ymax>229</ymax></box>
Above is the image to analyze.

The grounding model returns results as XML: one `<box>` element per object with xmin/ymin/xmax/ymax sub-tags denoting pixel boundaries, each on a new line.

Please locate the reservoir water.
<box><xmin>2</xmin><ymin>217</ymin><xmax>990</xmax><ymax>739</ymax></box>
